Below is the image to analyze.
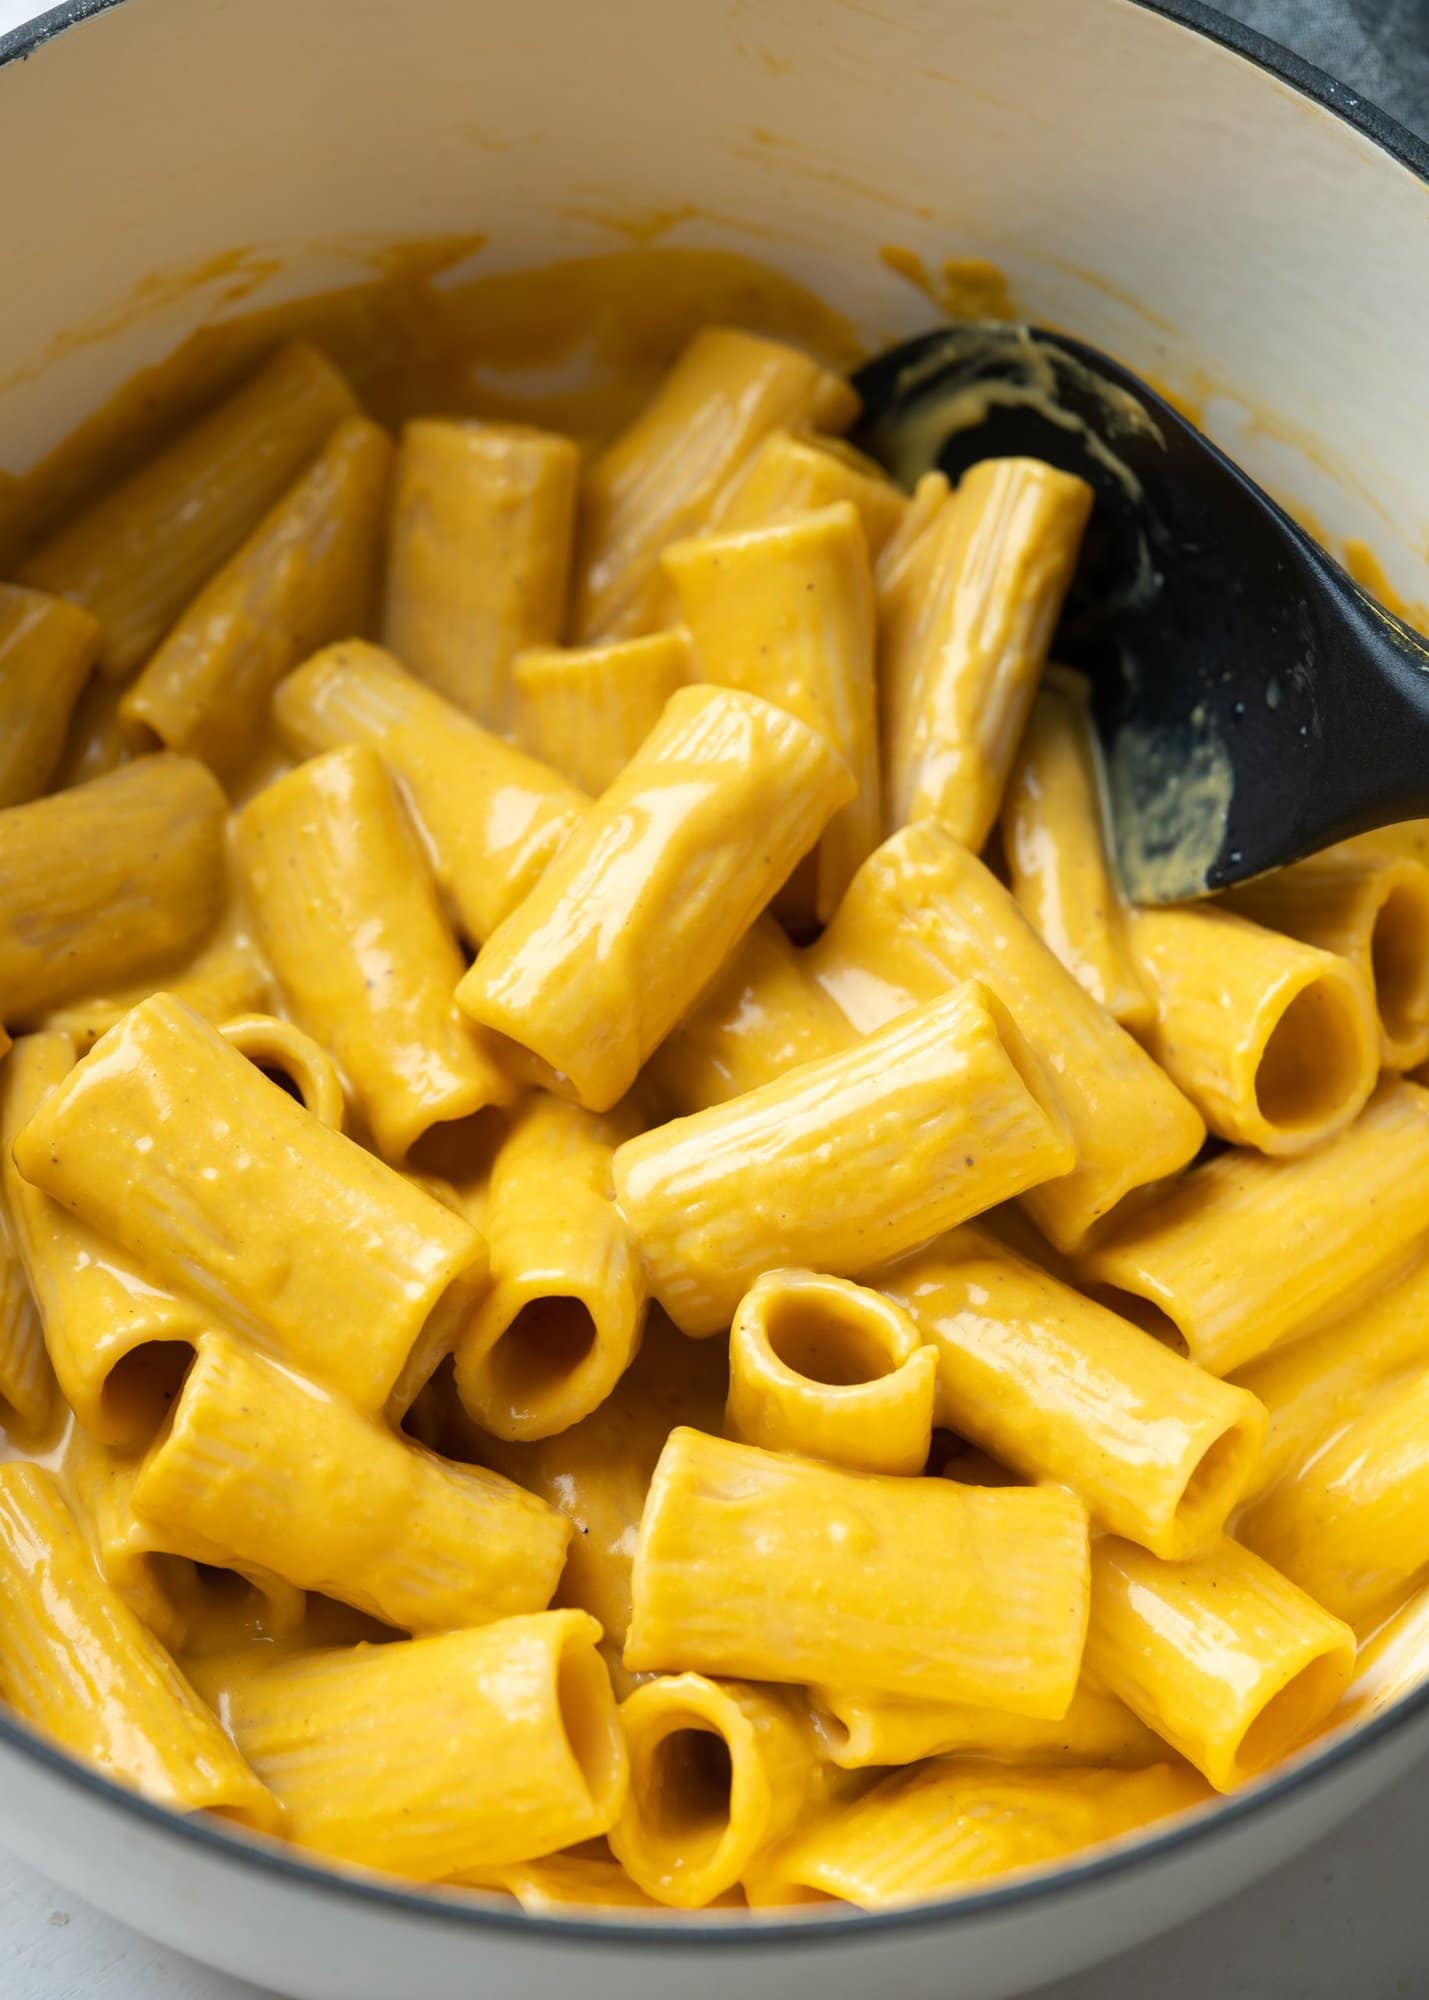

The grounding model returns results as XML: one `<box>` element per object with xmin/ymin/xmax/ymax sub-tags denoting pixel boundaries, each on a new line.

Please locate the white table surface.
<box><xmin>0</xmin><ymin>0</ymin><xmax>1426</xmax><ymax>1993</ymax></box>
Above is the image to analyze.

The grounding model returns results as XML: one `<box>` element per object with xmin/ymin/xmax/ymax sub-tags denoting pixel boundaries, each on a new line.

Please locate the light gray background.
<box><xmin>0</xmin><ymin>0</ymin><xmax>1425</xmax><ymax>1994</ymax></box>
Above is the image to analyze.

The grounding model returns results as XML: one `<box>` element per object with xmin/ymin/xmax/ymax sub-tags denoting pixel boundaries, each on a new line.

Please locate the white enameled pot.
<box><xmin>0</xmin><ymin>2</ymin><xmax>1426</xmax><ymax>1995</ymax></box>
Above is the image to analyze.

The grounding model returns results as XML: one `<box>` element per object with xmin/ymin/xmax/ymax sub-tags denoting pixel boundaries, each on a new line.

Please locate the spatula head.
<box><xmin>851</xmin><ymin>323</ymin><xmax>1427</xmax><ymax>902</ymax></box>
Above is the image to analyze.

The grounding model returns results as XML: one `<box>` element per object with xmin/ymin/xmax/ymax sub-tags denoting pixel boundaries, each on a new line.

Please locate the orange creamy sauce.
<box><xmin>0</xmin><ymin>241</ymin><xmax>861</xmax><ymax>572</ymax></box>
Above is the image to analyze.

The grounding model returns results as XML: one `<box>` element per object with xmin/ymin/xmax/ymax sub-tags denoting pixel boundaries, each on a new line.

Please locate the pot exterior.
<box><xmin>0</xmin><ymin>0</ymin><xmax>1426</xmax><ymax>1992</ymax></box>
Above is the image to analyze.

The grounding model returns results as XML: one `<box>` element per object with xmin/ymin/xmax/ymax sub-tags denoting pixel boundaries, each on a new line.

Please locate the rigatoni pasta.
<box><xmin>236</xmin><ymin>743</ymin><xmax>515</xmax><ymax>1159</ymax></box>
<box><xmin>664</xmin><ymin>501</ymin><xmax>881</xmax><ymax>922</ymax></box>
<box><xmin>456</xmin><ymin>684</ymin><xmax>854</xmax><ymax>1111</ymax></box>
<box><xmin>0</xmin><ymin>296</ymin><xmax>1426</xmax><ymax>1920</ymax></box>
<box><xmin>808</xmin><ymin>823</ymin><xmax>1206</xmax><ymax>1251</ymax></box>
<box><xmin>0</xmin><ymin>583</ymin><xmax>100</xmax><ymax>808</ymax></box>
<box><xmin>1083</xmin><ymin>1536</ymin><xmax>1356</xmax><ymax>1791</ymax></box>
<box><xmin>610</xmin><ymin>1673</ymin><xmax>817</xmax><ymax>1906</ymax></box>
<box><xmin>1001</xmin><ymin>666</ymin><xmax>1152</xmax><ymax>1031</ymax></box>
<box><xmin>573</xmin><ymin>326</ymin><xmax>858</xmax><ymax>640</ymax></box>
<box><xmin>614</xmin><ymin>983</ymin><xmax>1074</xmax><ymax>1337</ymax></box>
<box><xmin>0</xmin><ymin>1031</ymin><xmax>206</xmax><ymax>1445</ymax></box>
<box><xmin>512</xmin><ymin>631</ymin><xmax>692</xmax><ymax>797</ymax></box>
<box><xmin>119</xmin><ymin>415</ymin><xmax>392</xmax><ymax>783</ymax></box>
<box><xmin>644</xmin><ymin>916</ymin><xmax>854</xmax><ymax>1115</ymax></box>
<box><xmin>133</xmin><ymin>1333</ymin><xmax>571</xmax><ymax>1633</ymax></box>
<box><xmin>808</xmin><ymin>1678</ymin><xmax>1164</xmax><ymax>1772</ymax></box>
<box><xmin>1127</xmin><ymin>902</ymin><xmax>1378</xmax><ymax>1154</ymax></box>
<box><xmin>880</xmin><ymin>456</ymin><xmax>1092</xmax><ymax>851</ymax></box>
<box><xmin>383</xmin><ymin>419</ymin><xmax>580</xmax><ymax>731</ymax></box>
<box><xmin>772</xmin><ymin>1760</ymin><xmax>1208</xmax><ymax>1908</ymax></box>
<box><xmin>877</xmin><ymin>1226</ymin><xmax>1266</xmax><ymax>1557</ymax></box>
<box><xmin>626</xmin><ymin>1427</ymin><xmax>1090</xmax><ymax>1714</ymax></box>
<box><xmin>272</xmin><ymin>640</ymin><xmax>589</xmax><ymax>943</ymax></box>
<box><xmin>1222</xmin><ymin>842</ymin><xmax>1429</xmax><ymax>1070</ymax></box>
<box><xmin>10</xmin><ymin>994</ymin><xmax>486</xmax><ymax>1411</ymax></box>
<box><xmin>1080</xmin><ymin>1080</ymin><xmax>1429</xmax><ymax>1375</ymax></box>
<box><xmin>228</xmin><ymin>1611</ymin><xmax>627</xmax><ymax>1879</ymax></box>
<box><xmin>453</xmin><ymin>1092</ymin><xmax>648</xmax><ymax>1442</ymax></box>
<box><xmin>20</xmin><ymin>343</ymin><xmax>358</xmax><ymax>678</ymax></box>
<box><xmin>725</xmin><ymin>1269</ymin><xmax>937</xmax><ymax>1476</ymax></box>
<box><xmin>0</xmin><ymin>755</ymin><xmax>227</xmax><ymax>1025</ymax></box>
<box><xmin>0</xmin><ymin>1464</ymin><xmax>281</xmax><ymax>1829</ymax></box>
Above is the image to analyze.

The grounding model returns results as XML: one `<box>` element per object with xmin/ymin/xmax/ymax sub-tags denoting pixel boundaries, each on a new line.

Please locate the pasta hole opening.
<box><xmin>763</xmin><ymin>1294</ymin><xmax>898</xmax><ymax>1386</ymax></box>
<box><xmin>1088</xmin><ymin>1287</ymin><xmax>1190</xmax><ymax>1358</ymax></box>
<box><xmin>979</xmin><ymin>992</ymin><xmax>1069</xmax><ymax>1152</ymax></box>
<box><xmin>257</xmin><ymin>1064</ymin><xmax>304</xmax><ymax>1104</ymax></box>
<box><xmin>486</xmin><ymin>1296</ymin><xmax>598</xmax><ymax>1406</ymax></box>
<box><xmin>102</xmin><ymin>1341</ymin><xmax>195</xmax><ymax>1440</ymax></box>
<box><xmin>1371</xmin><ymin>882</ymin><xmax>1429</xmax><ymax>1048</ymax></box>
<box><xmin>1236</xmin><ymin>1650</ymin><xmax>1350</xmax><ymax>1780</ymax></box>
<box><xmin>556</xmin><ymin>1631</ymin><xmax>625</xmax><ymax>1819</ymax></box>
<box><xmin>151</xmin><ymin>1553</ymin><xmax>257</xmax><ymax>1621</ymax></box>
<box><xmin>1174</xmin><ymin>1421</ymin><xmax>1261</xmax><ymax>1543</ymax></box>
<box><xmin>116</xmin><ymin>710</ymin><xmax>164</xmax><ymax>758</ymax></box>
<box><xmin>646</xmin><ymin>1725</ymin><xmax>735</xmax><ymax>1861</ymax></box>
<box><xmin>1255</xmin><ymin>980</ymin><xmax>1368</xmax><ymax>1131</ymax></box>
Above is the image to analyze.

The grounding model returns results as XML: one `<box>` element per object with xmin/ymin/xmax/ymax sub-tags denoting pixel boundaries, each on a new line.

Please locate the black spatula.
<box><xmin>851</xmin><ymin>323</ymin><xmax>1429</xmax><ymax>903</ymax></box>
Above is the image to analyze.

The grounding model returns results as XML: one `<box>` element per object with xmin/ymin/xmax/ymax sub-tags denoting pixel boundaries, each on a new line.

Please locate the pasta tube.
<box><xmin>39</xmin><ymin>897</ymin><xmax>274</xmax><ymax>1052</ymax></box>
<box><xmin>119</xmin><ymin>416</ymin><xmax>392</xmax><ymax>783</ymax></box>
<box><xmin>1234</xmin><ymin>1257</ymin><xmax>1429</xmax><ymax>1497</ymax></box>
<box><xmin>457</xmin><ymin>685</ymin><xmax>855</xmax><ymax>1113</ymax></box>
<box><xmin>0</xmin><ymin>1464</ymin><xmax>280</xmax><ymax>1828</ymax></box>
<box><xmin>1084</xmin><ymin>1535</ymin><xmax>1356</xmax><ymax>1791</ymax></box>
<box><xmin>877</xmin><ymin>1226</ymin><xmax>1266</xmax><ymax>1557</ymax></box>
<box><xmin>0</xmin><ymin>755</ymin><xmax>227</xmax><ymax>1025</ymax></box>
<box><xmin>664</xmin><ymin>503</ymin><xmax>880</xmax><ymax>923</ymax></box>
<box><xmin>236</xmin><ymin>744</ymin><xmax>515</xmax><ymax>1159</ymax></box>
<box><xmin>217</xmin><ymin>1013</ymin><xmax>346</xmax><ymax>1130</ymax></box>
<box><xmin>880</xmin><ymin>458</ymin><xmax>1093</xmax><ymax>850</ymax></box>
<box><xmin>613</xmin><ymin>983</ymin><xmax>1074</xmax><ymax>1337</ymax></box>
<box><xmin>64</xmin><ymin>1426</ymin><xmax>303</xmax><ymax>1657</ymax></box>
<box><xmin>643</xmin><ymin>916</ymin><xmax>855</xmax><ymax>1115</ymax></box>
<box><xmin>1127</xmin><ymin>904</ymin><xmax>1377</xmax><ymax>1153</ymax></box>
<box><xmin>610</xmin><ymin>1673</ymin><xmax>817</xmax><ymax>1907</ymax></box>
<box><xmin>0</xmin><ymin>1170</ymin><xmax>50</xmax><ymax>1434</ymax></box>
<box><xmin>808</xmin><ymin>1678</ymin><xmax>1163</xmax><ymax>1771</ymax></box>
<box><xmin>12</xmin><ymin>994</ymin><xmax>486</xmax><ymax>1412</ymax></box>
<box><xmin>775</xmin><ymin>1760</ymin><xmax>1207</xmax><ymax>1907</ymax></box>
<box><xmin>1222</xmin><ymin>844</ymin><xmax>1429</xmax><ymax>1069</ymax></box>
<box><xmin>454</xmin><ymin>1093</ymin><xmax>647</xmax><ymax>1442</ymax></box>
<box><xmin>133</xmin><ymin>1333</ymin><xmax>571</xmax><ymax>1633</ymax></box>
<box><xmin>383</xmin><ymin>420</ymin><xmax>580</xmax><ymax>730</ymax></box>
<box><xmin>272</xmin><ymin>641</ymin><xmax>588</xmax><ymax>943</ymax></box>
<box><xmin>726</xmin><ymin>1270</ymin><xmax>937</xmax><ymax>1476</ymax></box>
<box><xmin>574</xmin><ymin>326</ymin><xmax>858</xmax><ymax>640</ymax></box>
<box><xmin>626</xmin><ymin>1427</ymin><xmax>1090</xmax><ymax>1714</ymax></box>
<box><xmin>0</xmin><ymin>584</ymin><xmax>100</xmax><ymax>807</ymax></box>
<box><xmin>227</xmin><ymin>1611</ymin><xmax>627</xmax><ymax>1878</ymax></box>
<box><xmin>808</xmin><ymin>823</ymin><xmax>1207</xmax><ymax>1252</ymax></box>
<box><xmin>718</xmin><ymin>430</ymin><xmax>906</xmax><ymax>555</ymax></box>
<box><xmin>478</xmin><ymin>1316</ymin><xmax>729</xmax><ymax>1666</ymax></box>
<box><xmin>481</xmin><ymin>1846</ymin><xmax>665</xmax><ymax>1913</ymax></box>
<box><xmin>20</xmin><ymin>343</ymin><xmax>358</xmax><ymax>678</ymax></box>
<box><xmin>874</xmin><ymin>469</ymin><xmax>952</xmax><ymax>607</ymax></box>
<box><xmin>0</xmin><ymin>1032</ymin><xmax>204</xmax><ymax>1445</ymax></box>
<box><xmin>1001</xmin><ymin>667</ymin><xmax>1151</xmax><ymax>1031</ymax></box>
<box><xmin>1237</xmin><ymin>1365</ymin><xmax>1429</xmax><ymax>1629</ymax></box>
<box><xmin>512</xmin><ymin>631</ymin><xmax>692</xmax><ymax>797</ymax></box>
<box><xmin>1080</xmin><ymin>1081</ymin><xmax>1429</xmax><ymax>1376</ymax></box>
